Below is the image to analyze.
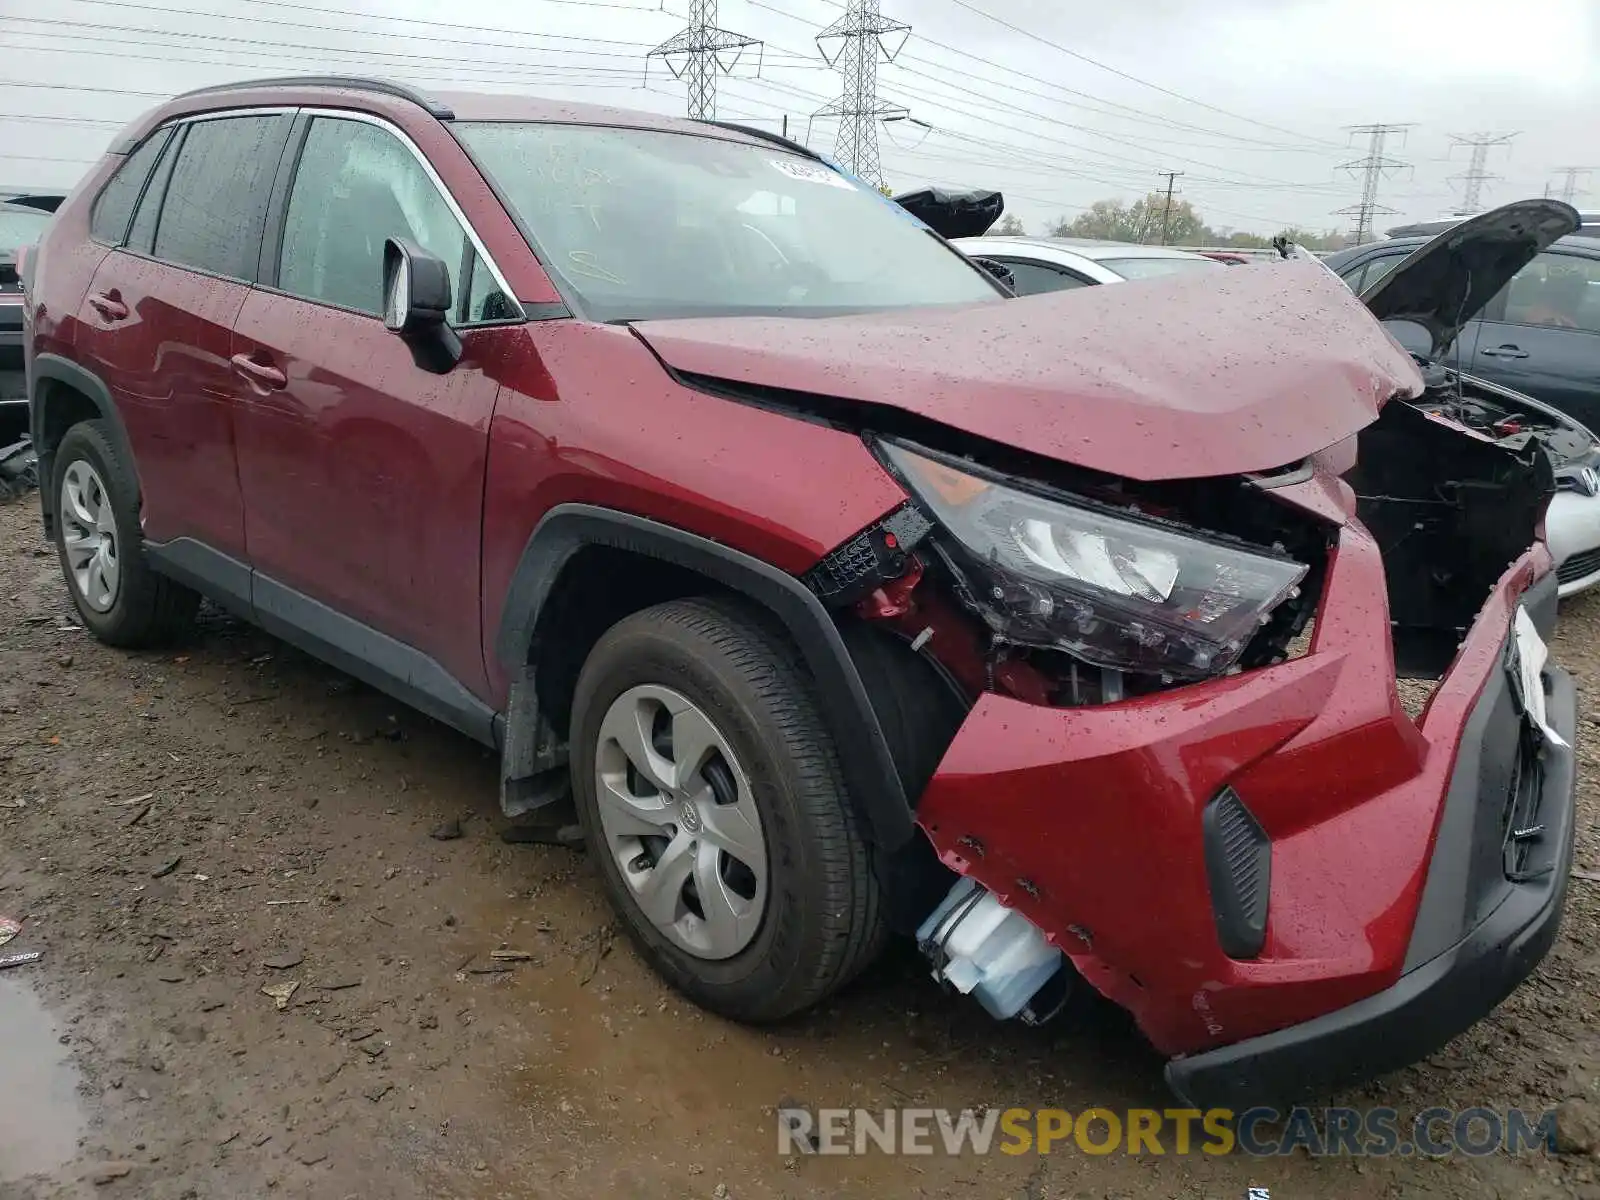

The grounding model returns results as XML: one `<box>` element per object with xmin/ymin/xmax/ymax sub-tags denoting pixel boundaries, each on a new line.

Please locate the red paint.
<box><xmin>229</xmin><ymin>291</ymin><xmax>508</xmax><ymax>696</ymax></box>
<box><xmin>476</xmin><ymin>323</ymin><xmax>907</xmax><ymax>702</ymax></box>
<box><xmin>76</xmin><ymin>251</ymin><xmax>251</xmax><ymax>556</ymax></box>
<box><xmin>632</xmin><ymin>263</ymin><xmax>1423</xmax><ymax>483</ymax></box>
<box><xmin>25</xmin><ymin>86</ymin><xmax>1557</xmax><ymax>1076</ymax></box>
<box><xmin>918</xmin><ymin>527</ymin><xmax>1550</xmax><ymax>1056</ymax></box>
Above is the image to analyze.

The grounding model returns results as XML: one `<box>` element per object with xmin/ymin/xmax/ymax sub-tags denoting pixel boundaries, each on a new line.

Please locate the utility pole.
<box><xmin>1156</xmin><ymin>170</ymin><xmax>1184</xmax><ymax>245</ymax></box>
<box><xmin>1334</xmin><ymin>123</ymin><xmax>1412</xmax><ymax>245</ymax></box>
<box><xmin>1552</xmin><ymin>166</ymin><xmax>1593</xmax><ymax>206</ymax></box>
<box><xmin>646</xmin><ymin>0</ymin><xmax>761</xmax><ymax>121</ymax></box>
<box><xmin>1447</xmin><ymin>132</ymin><xmax>1517</xmax><ymax>215</ymax></box>
<box><xmin>810</xmin><ymin>0</ymin><xmax>912</xmax><ymax>189</ymax></box>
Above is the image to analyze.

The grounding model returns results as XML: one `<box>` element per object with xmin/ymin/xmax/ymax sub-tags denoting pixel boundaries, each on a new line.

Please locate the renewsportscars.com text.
<box><xmin>776</xmin><ymin>1106</ymin><xmax>1557</xmax><ymax>1158</ymax></box>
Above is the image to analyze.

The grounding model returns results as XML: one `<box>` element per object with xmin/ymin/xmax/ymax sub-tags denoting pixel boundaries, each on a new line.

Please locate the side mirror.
<box><xmin>382</xmin><ymin>238</ymin><xmax>461</xmax><ymax>373</ymax></box>
<box><xmin>972</xmin><ymin>256</ymin><xmax>1016</xmax><ymax>293</ymax></box>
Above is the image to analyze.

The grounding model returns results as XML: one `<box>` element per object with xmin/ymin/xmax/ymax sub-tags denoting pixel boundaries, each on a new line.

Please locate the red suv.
<box><xmin>23</xmin><ymin>76</ymin><xmax>1578</xmax><ymax>1108</ymax></box>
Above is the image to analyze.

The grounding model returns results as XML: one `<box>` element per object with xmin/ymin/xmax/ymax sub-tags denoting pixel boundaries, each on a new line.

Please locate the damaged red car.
<box><xmin>23</xmin><ymin>78</ymin><xmax>1577</xmax><ymax>1109</ymax></box>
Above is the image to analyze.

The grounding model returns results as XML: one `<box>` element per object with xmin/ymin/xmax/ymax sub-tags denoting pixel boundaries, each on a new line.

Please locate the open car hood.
<box><xmin>891</xmin><ymin>187</ymin><xmax>1004</xmax><ymax>240</ymax></box>
<box><xmin>1359</xmin><ymin>199</ymin><xmax>1580</xmax><ymax>359</ymax></box>
<box><xmin>633</xmin><ymin>261</ymin><xmax>1423</xmax><ymax>482</ymax></box>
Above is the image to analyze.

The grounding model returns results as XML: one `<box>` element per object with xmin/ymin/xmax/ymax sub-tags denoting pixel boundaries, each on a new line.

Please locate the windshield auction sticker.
<box><xmin>770</xmin><ymin>158</ymin><xmax>855</xmax><ymax>189</ymax></box>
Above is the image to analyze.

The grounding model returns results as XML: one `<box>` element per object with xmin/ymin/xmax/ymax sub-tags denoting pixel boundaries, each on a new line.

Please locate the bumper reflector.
<box><xmin>1202</xmin><ymin>788</ymin><xmax>1271</xmax><ymax>959</ymax></box>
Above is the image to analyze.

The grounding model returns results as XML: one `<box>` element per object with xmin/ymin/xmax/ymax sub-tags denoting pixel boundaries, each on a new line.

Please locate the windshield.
<box><xmin>0</xmin><ymin>206</ymin><xmax>51</xmax><ymax>255</ymax></box>
<box><xmin>1099</xmin><ymin>255</ymin><xmax>1221</xmax><ymax>281</ymax></box>
<box><xmin>455</xmin><ymin>122</ymin><xmax>1000</xmax><ymax>321</ymax></box>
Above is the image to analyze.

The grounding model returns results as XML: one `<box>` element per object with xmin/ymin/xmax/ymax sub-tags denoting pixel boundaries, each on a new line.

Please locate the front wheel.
<box><xmin>569</xmin><ymin>596</ymin><xmax>885</xmax><ymax>1022</ymax></box>
<box><xmin>51</xmin><ymin>420</ymin><xmax>198</xmax><ymax>646</ymax></box>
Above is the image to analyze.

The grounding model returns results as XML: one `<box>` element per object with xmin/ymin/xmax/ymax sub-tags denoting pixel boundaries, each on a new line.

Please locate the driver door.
<box><xmin>229</xmin><ymin>112</ymin><xmax>518</xmax><ymax>705</ymax></box>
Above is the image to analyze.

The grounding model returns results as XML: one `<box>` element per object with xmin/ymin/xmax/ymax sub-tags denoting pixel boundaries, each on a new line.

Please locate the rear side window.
<box><xmin>154</xmin><ymin>114</ymin><xmax>288</xmax><ymax>280</ymax></box>
<box><xmin>89</xmin><ymin>129</ymin><xmax>172</xmax><ymax>245</ymax></box>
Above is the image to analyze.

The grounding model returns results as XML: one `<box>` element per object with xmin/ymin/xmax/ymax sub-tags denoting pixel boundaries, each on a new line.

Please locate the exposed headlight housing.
<box><xmin>880</xmin><ymin>440</ymin><xmax>1308</xmax><ymax>681</ymax></box>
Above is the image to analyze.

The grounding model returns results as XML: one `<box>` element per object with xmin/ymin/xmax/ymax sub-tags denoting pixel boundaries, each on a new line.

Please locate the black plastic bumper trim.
<box><xmin>1165</xmin><ymin>663</ymin><xmax>1577</xmax><ymax>1111</ymax></box>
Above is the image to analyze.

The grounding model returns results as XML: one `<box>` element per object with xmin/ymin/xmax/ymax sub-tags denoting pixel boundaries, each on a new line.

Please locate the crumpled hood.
<box><xmin>1360</xmin><ymin>199</ymin><xmax>1580</xmax><ymax>359</ymax></box>
<box><xmin>633</xmin><ymin>261</ymin><xmax>1423</xmax><ymax>481</ymax></box>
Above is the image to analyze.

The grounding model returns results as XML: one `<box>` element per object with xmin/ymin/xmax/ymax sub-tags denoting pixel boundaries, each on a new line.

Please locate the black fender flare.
<box><xmin>495</xmin><ymin>504</ymin><xmax>916</xmax><ymax>849</ymax></box>
<box><xmin>30</xmin><ymin>353</ymin><xmax>137</xmax><ymax>533</ymax></box>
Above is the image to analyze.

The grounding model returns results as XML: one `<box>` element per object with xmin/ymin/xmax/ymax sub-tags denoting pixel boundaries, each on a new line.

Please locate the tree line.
<box><xmin>989</xmin><ymin>192</ymin><xmax>1352</xmax><ymax>250</ymax></box>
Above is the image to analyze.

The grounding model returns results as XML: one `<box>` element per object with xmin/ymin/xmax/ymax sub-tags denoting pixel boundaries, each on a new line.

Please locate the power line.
<box><xmin>1551</xmin><ymin>166</ymin><xmax>1593</xmax><ymax>206</ymax></box>
<box><xmin>56</xmin><ymin>0</ymin><xmax>667</xmax><ymax>52</ymax></box>
<box><xmin>646</xmin><ymin>0</ymin><xmax>762</xmax><ymax>120</ymax></box>
<box><xmin>1334</xmin><ymin>123</ymin><xmax>1413</xmax><ymax>244</ymax></box>
<box><xmin>811</xmin><ymin>0</ymin><xmax>914</xmax><ymax>188</ymax></box>
<box><xmin>935</xmin><ymin>0</ymin><xmax>1345</xmax><ymax>149</ymax></box>
<box><xmin>1447</xmin><ymin>132</ymin><xmax>1517</xmax><ymax>215</ymax></box>
<box><xmin>746</xmin><ymin>0</ymin><xmax>1341</xmax><ymax>154</ymax></box>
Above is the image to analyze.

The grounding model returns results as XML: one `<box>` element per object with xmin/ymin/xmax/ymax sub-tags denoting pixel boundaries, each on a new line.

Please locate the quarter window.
<box><xmin>153</xmin><ymin>115</ymin><xmax>288</xmax><ymax>279</ymax></box>
<box><xmin>89</xmin><ymin>129</ymin><xmax>172</xmax><ymax>246</ymax></box>
<box><xmin>278</xmin><ymin>117</ymin><xmax>509</xmax><ymax>322</ymax></box>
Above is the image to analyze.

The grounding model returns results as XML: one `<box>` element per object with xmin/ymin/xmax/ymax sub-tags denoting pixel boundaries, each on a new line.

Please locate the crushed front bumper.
<box><xmin>915</xmin><ymin>517</ymin><xmax>1577</xmax><ymax>1106</ymax></box>
<box><xmin>1167</xmin><ymin>653</ymin><xmax>1576</xmax><ymax>1110</ymax></box>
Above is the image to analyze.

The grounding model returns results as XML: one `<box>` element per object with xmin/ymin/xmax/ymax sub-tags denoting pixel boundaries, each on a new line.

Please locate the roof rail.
<box><xmin>173</xmin><ymin>75</ymin><xmax>455</xmax><ymax>120</ymax></box>
<box><xmin>697</xmin><ymin>119</ymin><xmax>821</xmax><ymax>162</ymax></box>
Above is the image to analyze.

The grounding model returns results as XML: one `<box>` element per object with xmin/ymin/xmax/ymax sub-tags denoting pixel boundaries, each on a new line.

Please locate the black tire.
<box><xmin>51</xmin><ymin>420</ymin><xmax>198</xmax><ymax>647</ymax></box>
<box><xmin>570</xmin><ymin>595</ymin><xmax>886</xmax><ymax>1022</ymax></box>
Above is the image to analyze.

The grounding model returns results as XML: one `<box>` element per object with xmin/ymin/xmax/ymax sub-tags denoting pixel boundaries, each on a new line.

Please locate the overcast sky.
<box><xmin>3</xmin><ymin>0</ymin><xmax>1596</xmax><ymax>237</ymax></box>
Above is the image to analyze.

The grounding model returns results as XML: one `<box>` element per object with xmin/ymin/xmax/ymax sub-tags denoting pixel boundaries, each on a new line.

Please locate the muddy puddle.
<box><xmin>0</xmin><ymin>974</ymin><xmax>84</xmax><ymax>1185</ymax></box>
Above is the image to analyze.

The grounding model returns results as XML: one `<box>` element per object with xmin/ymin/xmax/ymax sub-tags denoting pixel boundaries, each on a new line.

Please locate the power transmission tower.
<box><xmin>646</xmin><ymin>0</ymin><xmax>761</xmax><ymax>121</ymax></box>
<box><xmin>810</xmin><ymin>0</ymin><xmax>912</xmax><ymax>189</ymax></box>
<box><xmin>1156</xmin><ymin>170</ymin><xmax>1184</xmax><ymax>245</ymax></box>
<box><xmin>1333</xmin><ymin>123</ymin><xmax>1412</xmax><ymax>245</ymax></box>
<box><xmin>1552</xmin><ymin>166</ymin><xmax>1593</xmax><ymax>205</ymax></box>
<box><xmin>1447</xmin><ymin>132</ymin><xmax>1517</xmax><ymax>215</ymax></box>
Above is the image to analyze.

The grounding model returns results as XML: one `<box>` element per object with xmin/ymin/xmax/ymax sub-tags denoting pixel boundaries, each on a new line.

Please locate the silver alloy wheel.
<box><xmin>594</xmin><ymin>684</ymin><xmax>768</xmax><ymax>961</ymax></box>
<box><xmin>60</xmin><ymin>459</ymin><xmax>120</xmax><ymax>613</ymax></box>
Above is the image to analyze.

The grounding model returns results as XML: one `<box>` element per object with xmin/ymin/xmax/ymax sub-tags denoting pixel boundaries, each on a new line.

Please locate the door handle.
<box><xmin>87</xmin><ymin>292</ymin><xmax>128</xmax><ymax>322</ymax></box>
<box><xmin>230</xmin><ymin>353</ymin><xmax>287</xmax><ymax>389</ymax></box>
<box><xmin>1480</xmin><ymin>344</ymin><xmax>1529</xmax><ymax>359</ymax></box>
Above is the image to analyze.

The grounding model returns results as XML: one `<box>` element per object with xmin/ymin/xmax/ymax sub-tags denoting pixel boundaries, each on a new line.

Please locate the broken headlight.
<box><xmin>881</xmin><ymin>441</ymin><xmax>1308</xmax><ymax>680</ymax></box>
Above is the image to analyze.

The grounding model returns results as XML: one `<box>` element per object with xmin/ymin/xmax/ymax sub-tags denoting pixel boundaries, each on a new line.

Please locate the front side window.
<box><xmin>455</xmin><ymin>121</ymin><xmax>1001</xmax><ymax>321</ymax></box>
<box><xmin>89</xmin><ymin>128</ymin><xmax>171</xmax><ymax>246</ymax></box>
<box><xmin>154</xmin><ymin>114</ymin><xmax>288</xmax><ymax>279</ymax></box>
<box><xmin>277</xmin><ymin>117</ymin><xmax>502</xmax><ymax>320</ymax></box>
<box><xmin>1495</xmin><ymin>252</ymin><xmax>1600</xmax><ymax>334</ymax></box>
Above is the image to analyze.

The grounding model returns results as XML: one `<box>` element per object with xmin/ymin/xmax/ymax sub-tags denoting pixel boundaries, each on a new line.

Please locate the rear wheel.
<box><xmin>51</xmin><ymin>420</ymin><xmax>197</xmax><ymax>646</ymax></box>
<box><xmin>569</xmin><ymin>596</ymin><xmax>885</xmax><ymax>1022</ymax></box>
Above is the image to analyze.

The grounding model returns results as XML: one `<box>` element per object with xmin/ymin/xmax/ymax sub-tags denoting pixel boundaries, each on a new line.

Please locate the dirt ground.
<box><xmin>1</xmin><ymin>492</ymin><xmax>1598</xmax><ymax>1200</ymax></box>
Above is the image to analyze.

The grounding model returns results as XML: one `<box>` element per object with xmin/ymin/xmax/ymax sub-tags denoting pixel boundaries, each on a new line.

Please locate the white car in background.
<box><xmin>951</xmin><ymin>236</ymin><xmax>1224</xmax><ymax>293</ymax></box>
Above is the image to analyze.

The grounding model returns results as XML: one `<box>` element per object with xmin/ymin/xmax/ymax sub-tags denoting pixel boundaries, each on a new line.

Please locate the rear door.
<box><xmin>1467</xmin><ymin>248</ymin><xmax>1600</xmax><ymax>429</ymax></box>
<box><xmin>75</xmin><ymin>112</ymin><xmax>293</xmax><ymax>562</ymax></box>
<box><xmin>229</xmin><ymin>112</ymin><xmax>519</xmax><ymax>700</ymax></box>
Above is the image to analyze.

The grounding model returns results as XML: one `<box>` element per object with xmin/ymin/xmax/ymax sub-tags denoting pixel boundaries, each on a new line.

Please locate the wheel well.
<box><xmin>36</xmin><ymin>380</ymin><xmax>100</xmax><ymax>457</ymax></box>
<box><xmin>529</xmin><ymin>545</ymin><xmax>730</xmax><ymax>739</ymax></box>
<box><xmin>33</xmin><ymin>382</ymin><xmax>104</xmax><ymax>535</ymax></box>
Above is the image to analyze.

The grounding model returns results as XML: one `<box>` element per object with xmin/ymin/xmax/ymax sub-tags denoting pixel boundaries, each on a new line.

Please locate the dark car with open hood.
<box><xmin>22</xmin><ymin>76</ymin><xmax>1577</xmax><ymax>1109</ymax></box>
<box><xmin>1317</xmin><ymin>202</ymin><xmax>1600</xmax><ymax>596</ymax></box>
